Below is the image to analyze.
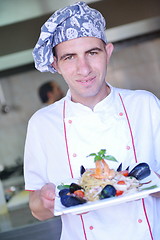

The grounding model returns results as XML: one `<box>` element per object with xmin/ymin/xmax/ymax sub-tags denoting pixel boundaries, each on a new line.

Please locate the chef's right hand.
<box><xmin>29</xmin><ymin>182</ymin><xmax>56</xmax><ymax>220</ymax></box>
<box><xmin>40</xmin><ymin>183</ymin><xmax>56</xmax><ymax>212</ymax></box>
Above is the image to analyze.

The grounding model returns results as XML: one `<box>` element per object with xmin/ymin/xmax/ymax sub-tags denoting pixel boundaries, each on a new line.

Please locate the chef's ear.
<box><xmin>105</xmin><ymin>43</ymin><xmax>114</xmax><ymax>63</ymax></box>
<box><xmin>51</xmin><ymin>56</ymin><xmax>61</xmax><ymax>74</ymax></box>
<box><xmin>51</xmin><ymin>56</ymin><xmax>57</xmax><ymax>70</ymax></box>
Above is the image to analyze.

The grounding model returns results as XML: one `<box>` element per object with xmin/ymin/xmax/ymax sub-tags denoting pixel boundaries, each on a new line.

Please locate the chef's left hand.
<box><xmin>150</xmin><ymin>172</ymin><xmax>160</xmax><ymax>198</ymax></box>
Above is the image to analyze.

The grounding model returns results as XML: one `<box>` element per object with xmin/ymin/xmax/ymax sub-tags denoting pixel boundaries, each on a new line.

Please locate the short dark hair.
<box><xmin>38</xmin><ymin>81</ymin><xmax>53</xmax><ymax>103</ymax></box>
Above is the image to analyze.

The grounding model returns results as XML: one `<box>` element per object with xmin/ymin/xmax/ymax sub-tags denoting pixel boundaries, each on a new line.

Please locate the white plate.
<box><xmin>54</xmin><ymin>170</ymin><xmax>160</xmax><ymax>216</ymax></box>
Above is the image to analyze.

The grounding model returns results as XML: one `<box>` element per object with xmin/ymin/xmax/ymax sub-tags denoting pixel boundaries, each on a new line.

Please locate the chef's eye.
<box><xmin>89</xmin><ymin>51</ymin><xmax>98</xmax><ymax>56</ymax></box>
<box><xmin>64</xmin><ymin>55</ymin><xmax>74</xmax><ymax>61</ymax></box>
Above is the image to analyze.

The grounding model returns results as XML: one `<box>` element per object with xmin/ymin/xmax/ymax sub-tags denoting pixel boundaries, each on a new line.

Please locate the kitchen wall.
<box><xmin>108</xmin><ymin>37</ymin><xmax>160</xmax><ymax>98</ymax></box>
<box><xmin>0</xmin><ymin>36</ymin><xmax>159</xmax><ymax>167</ymax></box>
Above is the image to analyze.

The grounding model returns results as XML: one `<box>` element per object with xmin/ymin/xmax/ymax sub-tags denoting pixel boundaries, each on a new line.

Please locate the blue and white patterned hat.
<box><xmin>32</xmin><ymin>1</ymin><xmax>107</xmax><ymax>73</ymax></box>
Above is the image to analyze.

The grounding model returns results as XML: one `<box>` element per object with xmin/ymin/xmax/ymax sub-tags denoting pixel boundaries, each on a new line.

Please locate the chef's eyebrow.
<box><xmin>86</xmin><ymin>47</ymin><xmax>103</xmax><ymax>53</ymax></box>
<box><xmin>59</xmin><ymin>47</ymin><xmax>103</xmax><ymax>60</ymax></box>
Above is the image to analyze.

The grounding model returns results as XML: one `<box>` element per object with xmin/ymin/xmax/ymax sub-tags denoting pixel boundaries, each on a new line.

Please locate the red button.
<box><xmin>68</xmin><ymin>120</ymin><xmax>72</xmax><ymax>124</ymax></box>
<box><xmin>119</xmin><ymin>112</ymin><xmax>123</xmax><ymax>116</ymax></box>
<box><xmin>126</xmin><ymin>146</ymin><xmax>130</xmax><ymax>150</ymax></box>
<box><xmin>89</xmin><ymin>226</ymin><xmax>94</xmax><ymax>230</ymax></box>
<box><xmin>138</xmin><ymin>219</ymin><xmax>142</xmax><ymax>223</ymax></box>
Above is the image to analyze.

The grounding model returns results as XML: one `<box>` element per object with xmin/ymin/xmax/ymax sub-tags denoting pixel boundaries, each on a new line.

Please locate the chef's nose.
<box><xmin>76</xmin><ymin>57</ymin><xmax>92</xmax><ymax>76</ymax></box>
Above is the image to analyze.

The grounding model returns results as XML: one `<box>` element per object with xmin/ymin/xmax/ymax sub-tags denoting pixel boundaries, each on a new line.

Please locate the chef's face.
<box><xmin>52</xmin><ymin>37</ymin><xmax>113</xmax><ymax>105</ymax></box>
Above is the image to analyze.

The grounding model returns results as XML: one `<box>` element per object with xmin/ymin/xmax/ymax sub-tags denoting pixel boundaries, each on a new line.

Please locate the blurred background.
<box><xmin>0</xmin><ymin>0</ymin><xmax>160</xmax><ymax>239</ymax></box>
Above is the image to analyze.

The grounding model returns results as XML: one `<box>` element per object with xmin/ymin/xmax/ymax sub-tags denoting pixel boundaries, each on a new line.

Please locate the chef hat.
<box><xmin>32</xmin><ymin>1</ymin><xmax>107</xmax><ymax>73</ymax></box>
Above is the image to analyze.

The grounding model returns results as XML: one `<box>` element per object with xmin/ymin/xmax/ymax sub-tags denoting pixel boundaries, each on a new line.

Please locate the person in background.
<box><xmin>24</xmin><ymin>2</ymin><xmax>160</xmax><ymax>240</ymax></box>
<box><xmin>38</xmin><ymin>80</ymin><xmax>64</xmax><ymax>105</ymax></box>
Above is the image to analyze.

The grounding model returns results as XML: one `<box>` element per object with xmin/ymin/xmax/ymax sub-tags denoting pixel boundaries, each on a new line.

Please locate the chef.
<box><xmin>24</xmin><ymin>2</ymin><xmax>160</xmax><ymax>239</ymax></box>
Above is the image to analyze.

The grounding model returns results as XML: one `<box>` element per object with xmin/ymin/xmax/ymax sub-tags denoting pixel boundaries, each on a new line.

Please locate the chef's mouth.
<box><xmin>76</xmin><ymin>77</ymin><xmax>95</xmax><ymax>83</ymax></box>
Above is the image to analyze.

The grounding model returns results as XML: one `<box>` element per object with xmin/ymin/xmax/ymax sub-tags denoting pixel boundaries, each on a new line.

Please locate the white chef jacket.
<box><xmin>24</xmin><ymin>84</ymin><xmax>160</xmax><ymax>240</ymax></box>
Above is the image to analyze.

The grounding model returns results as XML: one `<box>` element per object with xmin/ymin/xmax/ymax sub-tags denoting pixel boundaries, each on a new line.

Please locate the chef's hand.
<box><xmin>40</xmin><ymin>183</ymin><xmax>56</xmax><ymax>210</ymax></box>
<box><xmin>29</xmin><ymin>183</ymin><xmax>56</xmax><ymax>221</ymax></box>
<box><xmin>150</xmin><ymin>172</ymin><xmax>160</xmax><ymax>198</ymax></box>
<box><xmin>150</xmin><ymin>191</ymin><xmax>160</xmax><ymax>198</ymax></box>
